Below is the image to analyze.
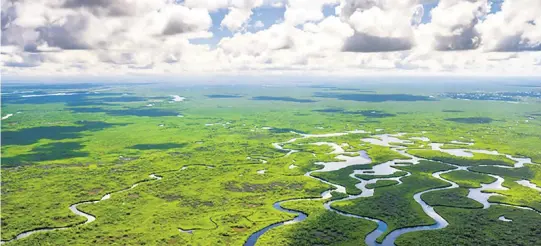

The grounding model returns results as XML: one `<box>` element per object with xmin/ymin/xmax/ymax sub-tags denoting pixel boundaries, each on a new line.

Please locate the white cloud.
<box><xmin>338</xmin><ymin>0</ymin><xmax>423</xmax><ymax>52</ymax></box>
<box><xmin>183</xmin><ymin>0</ymin><xmax>230</xmax><ymax>11</ymax></box>
<box><xmin>478</xmin><ymin>0</ymin><xmax>541</xmax><ymax>51</ymax></box>
<box><xmin>422</xmin><ymin>0</ymin><xmax>488</xmax><ymax>51</ymax></box>
<box><xmin>1</xmin><ymin>0</ymin><xmax>540</xmax><ymax>77</ymax></box>
<box><xmin>1</xmin><ymin>0</ymin><xmax>213</xmax><ymax>68</ymax></box>
<box><xmin>254</xmin><ymin>20</ymin><xmax>265</xmax><ymax>29</ymax></box>
<box><xmin>221</xmin><ymin>7</ymin><xmax>254</xmax><ymax>32</ymax></box>
<box><xmin>284</xmin><ymin>0</ymin><xmax>338</xmax><ymax>26</ymax></box>
<box><xmin>220</xmin><ymin>0</ymin><xmax>263</xmax><ymax>32</ymax></box>
<box><xmin>154</xmin><ymin>6</ymin><xmax>212</xmax><ymax>36</ymax></box>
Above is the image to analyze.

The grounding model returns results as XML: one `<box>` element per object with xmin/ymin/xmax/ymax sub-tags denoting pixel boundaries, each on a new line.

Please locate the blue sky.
<box><xmin>192</xmin><ymin>6</ymin><xmax>287</xmax><ymax>47</ymax></box>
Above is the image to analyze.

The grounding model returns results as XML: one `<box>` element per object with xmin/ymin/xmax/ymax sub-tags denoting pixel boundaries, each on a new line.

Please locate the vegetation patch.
<box><xmin>440</xmin><ymin>170</ymin><xmax>497</xmax><ymax>188</ymax></box>
<box><xmin>257</xmin><ymin>200</ymin><xmax>377</xmax><ymax>246</ymax></box>
<box><xmin>206</xmin><ymin>94</ymin><xmax>243</xmax><ymax>98</ymax></box>
<box><xmin>356</xmin><ymin>171</ymin><xmax>409</xmax><ymax>180</ymax></box>
<box><xmin>313</xmin><ymin>109</ymin><xmax>396</xmax><ymax>118</ymax></box>
<box><xmin>441</xmin><ymin>109</ymin><xmax>464</xmax><ymax>113</ymax></box>
<box><xmin>365</xmin><ymin>180</ymin><xmax>399</xmax><ymax>189</ymax></box>
<box><xmin>2</xmin><ymin>142</ymin><xmax>88</xmax><ymax>167</ymax></box>
<box><xmin>396</xmin><ymin>206</ymin><xmax>541</xmax><ymax>246</ymax></box>
<box><xmin>313</xmin><ymin>92</ymin><xmax>433</xmax><ymax>102</ymax></box>
<box><xmin>69</xmin><ymin>107</ymin><xmax>180</xmax><ymax>117</ymax></box>
<box><xmin>445</xmin><ymin>117</ymin><xmax>493</xmax><ymax>124</ymax></box>
<box><xmin>331</xmin><ymin>161</ymin><xmax>455</xmax><ymax>243</ymax></box>
<box><xmin>129</xmin><ymin>143</ymin><xmax>187</xmax><ymax>150</ymax></box>
<box><xmin>268</xmin><ymin>128</ymin><xmax>305</xmax><ymax>134</ymax></box>
<box><xmin>488</xmin><ymin>181</ymin><xmax>541</xmax><ymax>212</ymax></box>
<box><xmin>422</xmin><ymin>188</ymin><xmax>483</xmax><ymax>209</ymax></box>
<box><xmin>469</xmin><ymin>165</ymin><xmax>539</xmax><ymax>182</ymax></box>
<box><xmin>329</xmin><ymin>191</ymin><xmax>348</xmax><ymax>201</ymax></box>
<box><xmin>311</xmin><ymin>165</ymin><xmax>372</xmax><ymax>195</ymax></box>
<box><xmin>1</xmin><ymin>121</ymin><xmax>125</xmax><ymax>146</ymax></box>
<box><xmin>366</xmin><ymin>145</ymin><xmax>409</xmax><ymax>163</ymax></box>
<box><xmin>407</xmin><ymin>149</ymin><xmax>514</xmax><ymax>167</ymax></box>
<box><xmin>251</xmin><ymin>96</ymin><xmax>316</xmax><ymax>103</ymax></box>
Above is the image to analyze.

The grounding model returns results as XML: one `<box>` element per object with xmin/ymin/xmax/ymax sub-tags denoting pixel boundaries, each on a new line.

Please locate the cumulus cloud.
<box><xmin>34</xmin><ymin>14</ymin><xmax>97</xmax><ymax>50</ymax></box>
<box><xmin>343</xmin><ymin>33</ymin><xmax>413</xmax><ymax>52</ymax></box>
<box><xmin>220</xmin><ymin>0</ymin><xmax>263</xmax><ymax>32</ymax></box>
<box><xmin>2</xmin><ymin>52</ymin><xmax>44</xmax><ymax>67</ymax></box>
<box><xmin>219</xmin><ymin>23</ymin><xmax>297</xmax><ymax>56</ymax></box>
<box><xmin>478</xmin><ymin>0</ymin><xmax>541</xmax><ymax>51</ymax></box>
<box><xmin>160</xmin><ymin>6</ymin><xmax>212</xmax><ymax>36</ymax></box>
<box><xmin>423</xmin><ymin>0</ymin><xmax>488</xmax><ymax>51</ymax></box>
<box><xmin>338</xmin><ymin>0</ymin><xmax>424</xmax><ymax>52</ymax></box>
<box><xmin>61</xmin><ymin>0</ymin><xmax>139</xmax><ymax>17</ymax></box>
<box><xmin>253</xmin><ymin>20</ymin><xmax>265</xmax><ymax>29</ymax></box>
<box><xmin>1</xmin><ymin>0</ymin><xmax>540</xmax><ymax>76</ymax></box>
<box><xmin>182</xmin><ymin>0</ymin><xmax>230</xmax><ymax>11</ymax></box>
<box><xmin>1</xmin><ymin>0</ymin><xmax>214</xmax><ymax>70</ymax></box>
<box><xmin>284</xmin><ymin>0</ymin><xmax>338</xmax><ymax>26</ymax></box>
<box><xmin>221</xmin><ymin>7</ymin><xmax>254</xmax><ymax>31</ymax></box>
<box><xmin>183</xmin><ymin>0</ymin><xmax>268</xmax><ymax>32</ymax></box>
<box><xmin>1</xmin><ymin>0</ymin><xmax>212</xmax><ymax>51</ymax></box>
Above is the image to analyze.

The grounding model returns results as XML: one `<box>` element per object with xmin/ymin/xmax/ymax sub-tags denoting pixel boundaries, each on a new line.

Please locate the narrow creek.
<box><xmin>1</xmin><ymin>174</ymin><xmax>163</xmax><ymax>244</ymax></box>
<box><xmin>245</xmin><ymin>131</ymin><xmax>540</xmax><ymax>246</ymax></box>
<box><xmin>378</xmin><ymin>166</ymin><xmax>464</xmax><ymax>245</ymax></box>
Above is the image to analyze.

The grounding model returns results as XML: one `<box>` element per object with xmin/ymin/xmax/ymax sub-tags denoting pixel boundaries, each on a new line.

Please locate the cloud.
<box><xmin>343</xmin><ymin>32</ymin><xmax>413</xmax><ymax>52</ymax></box>
<box><xmin>61</xmin><ymin>0</ymin><xmax>139</xmax><ymax>17</ymax></box>
<box><xmin>1</xmin><ymin>0</ymin><xmax>212</xmax><ymax>52</ymax></box>
<box><xmin>220</xmin><ymin>0</ymin><xmax>263</xmax><ymax>32</ymax></box>
<box><xmin>1</xmin><ymin>0</ymin><xmax>541</xmax><ymax>77</ymax></box>
<box><xmin>181</xmin><ymin>0</ymin><xmax>230</xmax><ymax>11</ymax></box>
<box><xmin>424</xmin><ymin>0</ymin><xmax>488</xmax><ymax>51</ymax></box>
<box><xmin>253</xmin><ymin>20</ymin><xmax>265</xmax><ymax>29</ymax></box>
<box><xmin>337</xmin><ymin>0</ymin><xmax>425</xmax><ymax>19</ymax></box>
<box><xmin>284</xmin><ymin>0</ymin><xmax>338</xmax><ymax>26</ymax></box>
<box><xmin>337</xmin><ymin>0</ymin><xmax>423</xmax><ymax>52</ymax></box>
<box><xmin>160</xmin><ymin>6</ymin><xmax>212</xmax><ymax>36</ymax></box>
<box><xmin>218</xmin><ymin>23</ymin><xmax>297</xmax><ymax>56</ymax></box>
<box><xmin>221</xmin><ymin>7</ymin><xmax>254</xmax><ymax>32</ymax></box>
<box><xmin>3</xmin><ymin>52</ymin><xmax>43</xmax><ymax>67</ymax></box>
<box><xmin>477</xmin><ymin>0</ymin><xmax>541</xmax><ymax>51</ymax></box>
<box><xmin>35</xmin><ymin>14</ymin><xmax>95</xmax><ymax>50</ymax></box>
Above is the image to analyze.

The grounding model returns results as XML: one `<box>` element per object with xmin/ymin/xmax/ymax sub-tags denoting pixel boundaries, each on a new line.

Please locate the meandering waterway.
<box><xmin>245</xmin><ymin>131</ymin><xmax>540</xmax><ymax>246</ymax></box>
<box><xmin>0</xmin><ymin>174</ymin><xmax>163</xmax><ymax>244</ymax></box>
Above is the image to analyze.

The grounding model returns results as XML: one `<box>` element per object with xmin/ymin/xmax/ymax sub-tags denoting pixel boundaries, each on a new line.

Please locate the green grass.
<box><xmin>468</xmin><ymin>164</ymin><xmax>541</xmax><ymax>211</ymax></box>
<box><xmin>422</xmin><ymin>188</ymin><xmax>483</xmax><ymax>209</ymax></box>
<box><xmin>365</xmin><ymin>180</ymin><xmax>399</xmax><ymax>189</ymax></box>
<box><xmin>396</xmin><ymin>206</ymin><xmax>541</xmax><ymax>245</ymax></box>
<box><xmin>8</xmin><ymin>165</ymin><xmax>328</xmax><ymax>245</ymax></box>
<box><xmin>311</xmin><ymin>165</ymin><xmax>372</xmax><ymax>195</ymax></box>
<box><xmin>329</xmin><ymin>191</ymin><xmax>349</xmax><ymax>201</ymax></box>
<box><xmin>470</xmin><ymin>164</ymin><xmax>541</xmax><ymax>186</ymax></box>
<box><xmin>356</xmin><ymin>170</ymin><xmax>408</xmax><ymax>180</ymax></box>
<box><xmin>407</xmin><ymin>149</ymin><xmax>516</xmax><ymax>167</ymax></box>
<box><xmin>366</xmin><ymin>145</ymin><xmax>409</xmax><ymax>163</ymax></box>
<box><xmin>440</xmin><ymin>170</ymin><xmax>497</xmax><ymax>188</ymax></box>
<box><xmin>488</xmin><ymin>181</ymin><xmax>541</xmax><ymax>212</ymax></box>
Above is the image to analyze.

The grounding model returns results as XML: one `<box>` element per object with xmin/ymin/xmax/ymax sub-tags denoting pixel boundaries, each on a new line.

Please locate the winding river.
<box><xmin>0</xmin><ymin>174</ymin><xmax>163</xmax><ymax>244</ymax></box>
<box><xmin>245</xmin><ymin>131</ymin><xmax>541</xmax><ymax>246</ymax></box>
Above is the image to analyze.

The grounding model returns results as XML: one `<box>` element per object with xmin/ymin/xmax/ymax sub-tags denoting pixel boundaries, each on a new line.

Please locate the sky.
<box><xmin>1</xmin><ymin>0</ymin><xmax>540</xmax><ymax>79</ymax></box>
